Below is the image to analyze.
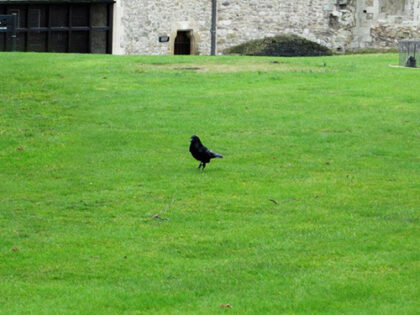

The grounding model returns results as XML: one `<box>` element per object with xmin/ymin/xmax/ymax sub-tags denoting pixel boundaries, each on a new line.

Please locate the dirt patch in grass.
<box><xmin>138</xmin><ymin>62</ymin><xmax>330</xmax><ymax>73</ymax></box>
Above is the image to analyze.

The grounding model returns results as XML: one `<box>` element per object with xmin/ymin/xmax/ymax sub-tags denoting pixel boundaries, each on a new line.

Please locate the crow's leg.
<box><xmin>198</xmin><ymin>162</ymin><xmax>202</xmax><ymax>169</ymax></box>
<box><xmin>202</xmin><ymin>163</ymin><xmax>206</xmax><ymax>170</ymax></box>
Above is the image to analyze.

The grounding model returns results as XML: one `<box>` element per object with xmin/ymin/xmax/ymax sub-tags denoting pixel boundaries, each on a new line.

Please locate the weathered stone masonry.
<box><xmin>112</xmin><ymin>0</ymin><xmax>420</xmax><ymax>55</ymax></box>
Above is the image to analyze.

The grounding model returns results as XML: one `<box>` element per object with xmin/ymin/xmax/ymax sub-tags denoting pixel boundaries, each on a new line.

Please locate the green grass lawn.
<box><xmin>0</xmin><ymin>52</ymin><xmax>419</xmax><ymax>314</ymax></box>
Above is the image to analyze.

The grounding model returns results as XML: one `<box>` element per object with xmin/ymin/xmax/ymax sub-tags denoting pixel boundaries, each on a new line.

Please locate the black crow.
<box><xmin>406</xmin><ymin>56</ymin><xmax>416</xmax><ymax>68</ymax></box>
<box><xmin>189</xmin><ymin>135</ymin><xmax>223</xmax><ymax>170</ymax></box>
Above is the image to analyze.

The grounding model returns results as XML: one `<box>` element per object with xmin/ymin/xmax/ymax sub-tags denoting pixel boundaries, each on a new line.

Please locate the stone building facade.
<box><xmin>112</xmin><ymin>0</ymin><xmax>420</xmax><ymax>55</ymax></box>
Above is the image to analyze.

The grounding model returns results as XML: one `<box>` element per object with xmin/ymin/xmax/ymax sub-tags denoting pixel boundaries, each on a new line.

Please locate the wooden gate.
<box><xmin>0</xmin><ymin>0</ymin><xmax>114</xmax><ymax>53</ymax></box>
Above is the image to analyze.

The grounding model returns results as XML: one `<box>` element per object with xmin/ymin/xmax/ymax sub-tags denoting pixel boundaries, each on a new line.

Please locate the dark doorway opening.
<box><xmin>174</xmin><ymin>30</ymin><xmax>190</xmax><ymax>55</ymax></box>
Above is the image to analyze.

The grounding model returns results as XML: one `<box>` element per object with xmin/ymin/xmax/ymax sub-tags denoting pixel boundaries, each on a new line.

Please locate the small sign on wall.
<box><xmin>0</xmin><ymin>14</ymin><xmax>16</xmax><ymax>33</ymax></box>
<box><xmin>0</xmin><ymin>16</ymin><xmax>10</xmax><ymax>31</ymax></box>
<box><xmin>159</xmin><ymin>36</ymin><xmax>170</xmax><ymax>43</ymax></box>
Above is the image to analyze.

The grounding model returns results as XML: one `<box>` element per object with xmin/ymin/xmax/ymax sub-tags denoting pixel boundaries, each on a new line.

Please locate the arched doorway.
<box><xmin>174</xmin><ymin>30</ymin><xmax>191</xmax><ymax>55</ymax></box>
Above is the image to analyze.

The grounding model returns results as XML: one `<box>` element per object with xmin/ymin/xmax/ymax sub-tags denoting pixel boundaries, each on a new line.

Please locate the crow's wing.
<box><xmin>206</xmin><ymin>148</ymin><xmax>223</xmax><ymax>158</ymax></box>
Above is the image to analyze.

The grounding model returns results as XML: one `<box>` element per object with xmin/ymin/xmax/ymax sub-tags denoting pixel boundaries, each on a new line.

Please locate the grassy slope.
<box><xmin>0</xmin><ymin>53</ymin><xmax>419</xmax><ymax>314</ymax></box>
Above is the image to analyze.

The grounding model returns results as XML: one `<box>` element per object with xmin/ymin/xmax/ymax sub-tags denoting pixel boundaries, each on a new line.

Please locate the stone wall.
<box><xmin>216</xmin><ymin>0</ymin><xmax>348</xmax><ymax>52</ymax></box>
<box><xmin>114</xmin><ymin>0</ymin><xmax>420</xmax><ymax>55</ymax></box>
<box><xmin>116</xmin><ymin>0</ymin><xmax>212</xmax><ymax>55</ymax></box>
<box><xmin>351</xmin><ymin>0</ymin><xmax>420</xmax><ymax>50</ymax></box>
<box><xmin>370</xmin><ymin>23</ymin><xmax>420</xmax><ymax>47</ymax></box>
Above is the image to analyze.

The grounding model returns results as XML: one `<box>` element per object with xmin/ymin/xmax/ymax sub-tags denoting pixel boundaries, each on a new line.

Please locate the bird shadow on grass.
<box><xmin>188</xmin><ymin>166</ymin><xmax>225</xmax><ymax>174</ymax></box>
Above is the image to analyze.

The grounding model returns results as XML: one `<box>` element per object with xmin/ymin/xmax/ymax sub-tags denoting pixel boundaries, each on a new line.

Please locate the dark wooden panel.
<box><xmin>107</xmin><ymin>3</ymin><xmax>112</xmax><ymax>53</ymax></box>
<box><xmin>16</xmin><ymin>32</ymin><xmax>26</xmax><ymax>50</ymax></box>
<box><xmin>28</xmin><ymin>5</ymin><xmax>48</xmax><ymax>28</ymax></box>
<box><xmin>91</xmin><ymin>3</ymin><xmax>107</xmax><ymax>26</ymax></box>
<box><xmin>91</xmin><ymin>29</ymin><xmax>106</xmax><ymax>53</ymax></box>
<box><xmin>0</xmin><ymin>33</ymin><xmax>5</xmax><ymax>51</ymax></box>
<box><xmin>71</xmin><ymin>4</ymin><xmax>89</xmax><ymax>27</ymax></box>
<box><xmin>7</xmin><ymin>6</ymin><xmax>26</xmax><ymax>28</ymax></box>
<box><xmin>27</xmin><ymin>31</ymin><xmax>47</xmax><ymax>51</ymax></box>
<box><xmin>5</xmin><ymin>31</ymin><xmax>25</xmax><ymax>51</ymax></box>
<box><xmin>50</xmin><ymin>5</ymin><xmax>68</xmax><ymax>27</ymax></box>
<box><xmin>69</xmin><ymin>30</ymin><xmax>88</xmax><ymax>53</ymax></box>
<box><xmin>50</xmin><ymin>31</ymin><xmax>67</xmax><ymax>52</ymax></box>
